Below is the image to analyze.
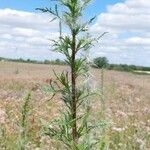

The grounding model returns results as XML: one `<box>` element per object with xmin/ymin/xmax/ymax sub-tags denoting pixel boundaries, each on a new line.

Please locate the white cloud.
<box><xmin>0</xmin><ymin>8</ymin><xmax>62</xmax><ymax>60</ymax></box>
<box><xmin>0</xmin><ymin>9</ymin><xmax>58</xmax><ymax>30</ymax></box>
<box><xmin>90</xmin><ymin>0</ymin><xmax>150</xmax><ymax>66</ymax></box>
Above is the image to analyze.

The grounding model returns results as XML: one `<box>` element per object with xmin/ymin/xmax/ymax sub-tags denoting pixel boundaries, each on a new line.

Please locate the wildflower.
<box><xmin>127</xmin><ymin>112</ymin><xmax>134</xmax><ymax>116</ymax></box>
<box><xmin>0</xmin><ymin>109</ymin><xmax>6</xmax><ymax>124</ymax></box>
<box><xmin>135</xmin><ymin>97</ymin><xmax>141</xmax><ymax>103</ymax></box>
<box><xmin>136</xmin><ymin>138</ymin><xmax>145</xmax><ymax>150</ymax></box>
<box><xmin>146</xmin><ymin>126</ymin><xmax>150</xmax><ymax>132</ymax></box>
<box><xmin>132</xmin><ymin>123</ymin><xmax>138</xmax><ymax>127</ymax></box>
<box><xmin>142</xmin><ymin>107</ymin><xmax>150</xmax><ymax>114</ymax></box>
<box><xmin>115</xmin><ymin>110</ymin><xmax>127</xmax><ymax>118</ymax></box>
<box><xmin>111</xmin><ymin>127</ymin><xmax>125</xmax><ymax>132</ymax></box>
<box><xmin>139</xmin><ymin>121</ymin><xmax>145</xmax><ymax>126</ymax></box>
<box><xmin>48</xmin><ymin>124</ymin><xmax>53</xmax><ymax>128</ymax></box>
<box><xmin>118</xmin><ymin>143</ymin><xmax>123</xmax><ymax>146</ymax></box>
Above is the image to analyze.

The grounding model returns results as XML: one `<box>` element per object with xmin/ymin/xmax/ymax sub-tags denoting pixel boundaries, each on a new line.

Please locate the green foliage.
<box><xmin>14</xmin><ymin>68</ymin><xmax>19</xmax><ymax>74</ymax></box>
<box><xmin>44</xmin><ymin>59</ymin><xmax>67</xmax><ymax>65</ymax></box>
<box><xmin>108</xmin><ymin>64</ymin><xmax>133</xmax><ymax>72</ymax></box>
<box><xmin>18</xmin><ymin>92</ymin><xmax>32</xmax><ymax>150</ymax></box>
<box><xmin>0</xmin><ymin>56</ymin><xmax>68</xmax><ymax>65</ymax></box>
<box><xmin>93</xmin><ymin>57</ymin><xmax>109</xmax><ymax>68</ymax></box>
<box><xmin>107</xmin><ymin>63</ymin><xmax>150</xmax><ymax>72</ymax></box>
<box><xmin>93</xmin><ymin>57</ymin><xmax>150</xmax><ymax>73</ymax></box>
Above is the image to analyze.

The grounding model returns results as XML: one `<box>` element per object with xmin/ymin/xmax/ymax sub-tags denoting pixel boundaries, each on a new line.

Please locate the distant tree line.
<box><xmin>0</xmin><ymin>57</ymin><xmax>43</xmax><ymax>64</ymax></box>
<box><xmin>0</xmin><ymin>57</ymin><xmax>67</xmax><ymax>65</ymax></box>
<box><xmin>93</xmin><ymin>57</ymin><xmax>150</xmax><ymax>72</ymax></box>
<box><xmin>1</xmin><ymin>56</ymin><xmax>150</xmax><ymax>72</ymax></box>
<box><xmin>44</xmin><ymin>59</ymin><xmax>67</xmax><ymax>65</ymax></box>
<box><xmin>107</xmin><ymin>64</ymin><xmax>150</xmax><ymax>72</ymax></box>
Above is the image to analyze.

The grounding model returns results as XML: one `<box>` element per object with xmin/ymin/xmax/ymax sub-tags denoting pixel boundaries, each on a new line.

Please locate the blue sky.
<box><xmin>0</xmin><ymin>0</ymin><xmax>123</xmax><ymax>21</ymax></box>
<box><xmin>0</xmin><ymin>0</ymin><xmax>122</xmax><ymax>13</ymax></box>
<box><xmin>0</xmin><ymin>0</ymin><xmax>150</xmax><ymax>66</ymax></box>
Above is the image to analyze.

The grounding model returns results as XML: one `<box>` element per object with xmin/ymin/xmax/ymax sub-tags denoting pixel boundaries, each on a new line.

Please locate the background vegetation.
<box><xmin>1</xmin><ymin>56</ymin><xmax>150</xmax><ymax>73</ymax></box>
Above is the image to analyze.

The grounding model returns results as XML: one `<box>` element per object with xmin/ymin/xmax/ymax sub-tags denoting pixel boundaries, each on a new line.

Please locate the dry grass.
<box><xmin>0</xmin><ymin>61</ymin><xmax>150</xmax><ymax>149</ymax></box>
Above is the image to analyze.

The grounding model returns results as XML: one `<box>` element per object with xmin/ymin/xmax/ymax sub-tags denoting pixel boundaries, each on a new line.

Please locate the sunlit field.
<box><xmin>0</xmin><ymin>61</ymin><xmax>150</xmax><ymax>149</ymax></box>
<box><xmin>133</xmin><ymin>70</ymin><xmax>150</xmax><ymax>75</ymax></box>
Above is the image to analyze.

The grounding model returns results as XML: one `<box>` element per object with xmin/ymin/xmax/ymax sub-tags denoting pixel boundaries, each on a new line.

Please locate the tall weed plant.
<box><xmin>37</xmin><ymin>0</ymin><xmax>107</xmax><ymax>149</ymax></box>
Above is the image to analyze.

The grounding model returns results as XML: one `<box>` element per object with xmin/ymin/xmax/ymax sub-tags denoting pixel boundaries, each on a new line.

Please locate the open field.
<box><xmin>133</xmin><ymin>70</ymin><xmax>150</xmax><ymax>75</ymax></box>
<box><xmin>0</xmin><ymin>61</ymin><xmax>150</xmax><ymax>149</ymax></box>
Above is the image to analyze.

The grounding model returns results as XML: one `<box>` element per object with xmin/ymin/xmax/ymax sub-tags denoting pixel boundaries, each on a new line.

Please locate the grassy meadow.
<box><xmin>0</xmin><ymin>61</ymin><xmax>150</xmax><ymax>149</ymax></box>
